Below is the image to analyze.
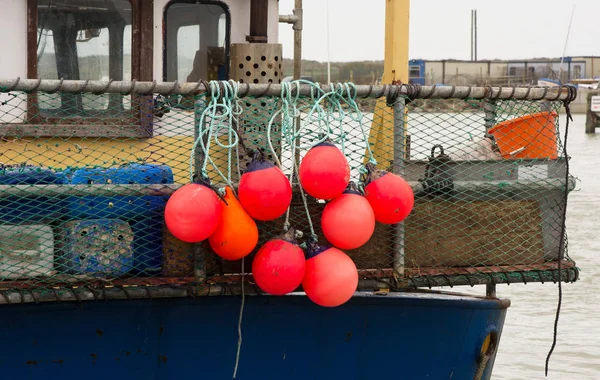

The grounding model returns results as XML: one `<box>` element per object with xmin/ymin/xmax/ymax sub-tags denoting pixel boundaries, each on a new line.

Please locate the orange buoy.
<box><xmin>321</xmin><ymin>183</ymin><xmax>375</xmax><ymax>250</ymax></box>
<box><xmin>164</xmin><ymin>181</ymin><xmax>222</xmax><ymax>243</ymax></box>
<box><xmin>208</xmin><ymin>186</ymin><xmax>259</xmax><ymax>260</ymax></box>
<box><xmin>302</xmin><ymin>243</ymin><xmax>358</xmax><ymax>307</ymax></box>
<box><xmin>363</xmin><ymin>164</ymin><xmax>414</xmax><ymax>224</ymax></box>
<box><xmin>238</xmin><ymin>154</ymin><xmax>292</xmax><ymax>221</ymax></box>
<box><xmin>252</xmin><ymin>228</ymin><xmax>306</xmax><ymax>295</ymax></box>
<box><xmin>299</xmin><ymin>141</ymin><xmax>350</xmax><ymax>200</ymax></box>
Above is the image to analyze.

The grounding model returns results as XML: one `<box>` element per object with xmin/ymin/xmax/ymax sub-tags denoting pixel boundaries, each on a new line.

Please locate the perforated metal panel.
<box><xmin>230</xmin><ymin>44</ymin><xmax>283</xmax><ymax>169</ymax></box>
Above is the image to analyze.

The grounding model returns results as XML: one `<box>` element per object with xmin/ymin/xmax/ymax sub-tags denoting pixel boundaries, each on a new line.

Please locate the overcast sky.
<box><xmin>278</xmin><ymin>0</ymin><xmax>598</xmax><ymax>62</ymax></box>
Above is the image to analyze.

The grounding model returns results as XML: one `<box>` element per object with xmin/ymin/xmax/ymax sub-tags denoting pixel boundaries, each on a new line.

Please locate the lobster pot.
<box><xmin>229</xmin><ymin>43</ymin><xmax>283</xmax><ymax>177</ymax></box>
<box><xmin>60</xmin><ymin>219</ymin><xmax>134</xmax><ymax>277</ymax></box>
<box><xmin>0</xmin><ymin>166</ymin><xmax>63</xmax><ymax>224</ymax></box>
<box><xmin>0</xmin><ymin>224</ymin><xmax>54</xmax><ymax>280</ymax></box>
<box><xmin>64</xmin><ymin>164</ymin><xmax>173</xmax><ymax>275</ymax></box>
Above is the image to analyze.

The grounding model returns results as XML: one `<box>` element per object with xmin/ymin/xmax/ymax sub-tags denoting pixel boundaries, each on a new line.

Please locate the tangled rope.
<box><xmin>190</xmin><ymin>80</ymin><xmax>244</xmax><ymax>189</ymax></box>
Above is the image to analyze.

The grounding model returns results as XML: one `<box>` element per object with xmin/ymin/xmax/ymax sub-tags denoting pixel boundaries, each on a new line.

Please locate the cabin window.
<box><xmin>23</xmin><ymin>0</ymin><xmax>153</xmax><ymax>138</ymax></box>
<box><xmin>164</xmin><ymin>1</ymin><xmax>230</xmax><ymax>85</ymax></box>
<box><xmin>35</xmin><ymin>0</ymin><xmax>132</xmax><ymax>117</ymax></box>
<box><xmin>409</xmin><ymin>66</ymin><xmax>421</xmax><ymax>78</ymax></box>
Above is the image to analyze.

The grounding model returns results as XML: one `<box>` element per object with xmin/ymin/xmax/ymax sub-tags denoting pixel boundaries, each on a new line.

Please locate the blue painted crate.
<box><xmin>61</xmin><ymin>219</ymin><xmax>134</xmax><ymax>277</ymax></box>
<box><xmin>65</xmin><ymin>164</ymin><xmax>173</xmax><ymax>275</ymax></box>
<box><xmin>0</xmin><ymin>166</ymin><xmax>63</xmax><ymax>224</ymax></box>
<box><xmin>67</xmin><ymin>195</ymin><xmax>168</xmax><ymax>220</ymax></box>
<box><xmin>67</xmin><ymin>164</ymin><xmax>174</xmax><ymax>185</ymax></box>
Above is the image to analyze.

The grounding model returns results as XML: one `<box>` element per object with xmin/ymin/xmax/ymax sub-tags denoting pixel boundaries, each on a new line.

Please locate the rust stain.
<box><xmin>345</xmin><ymin>331</ymin><xmax>353</xmax><ymax>342</ymax></box>
<box><xmin>90</xmin><ymin>353</ymin><xmax>97</xmax><ymax>359</ymax></box>
<box><xmin>159</xmin><ymin>326</ymin><xmax>164</xmax><ymax>336</ymax></box>
<box><xmin>26</xmin><ymin>360</ymin><xmax>37</xmax><ymax>366</ymax></box>
<box><xmin>52</xmin><ymin>359</ymin><xmax>65</xmax><ymax>365</ymax></box>
<box><xmin>125</xmin><ymin>351</ymin><xmax>131</xmax><ymax>357</ymax></box>
<box><xmin>137</xmin><ymin>348</ymin><xmax>142</xmax><ymax>354</ymax></box>
<box><xmin>159</xmin><ymin>355</ymin><xmax>168</xmax><ymax>364</ymax></box>
<box><xmin>96</xmin><ymin>328</ymin><xmax>104</xmax><ymax>337</ymax></box>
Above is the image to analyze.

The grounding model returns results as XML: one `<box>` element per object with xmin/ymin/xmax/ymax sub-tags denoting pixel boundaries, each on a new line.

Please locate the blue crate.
<box><xmin>67</xmin><ymin>195</ymin><xmax>168</xmax><ymax>220</ymax></box>
<box><xmin>67</xmin><ymin>164</ymin><xmax>174</xmax><ymax>185</ymax></box>
<box><xmin>61</xmin><ymin>219</ymin><xmax>134</xmax><ymax>277</ymax></box>
<box><xmin>65</xmin><ymin>164</ymin><xmax>173</xmax><ymax>275</ymax></box>
<box><xmin>0</xmin><ymin>166</ymin><xmax>63</xmax><ymax>224</ymax></box>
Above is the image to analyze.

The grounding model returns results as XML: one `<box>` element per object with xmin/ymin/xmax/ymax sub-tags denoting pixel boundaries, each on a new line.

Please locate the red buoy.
<box><xmin>165</xmin><ymin>182</ymin><xmax>222</xmax><ymax>243</ymax></box>
<box><xmin>321</xmin><ymin>183</ymin><xmax>375</xmax><ymax>250</ymax></box>
<box><xmin>252</xmin><ymin>228</ymin><xmax>306</xmax><ymax>295</ymax></box>
<box><xmin>299</xmin><ymin>141</ymin><xmax>350</xmax><ymax>200</ymax></box>
<box><xmin>238</xmin><ymin>154</ymin><xmax>292</xmax><ymax>221</ymax></box>
<box><xmin>302</xmin><ymin>243</ymin><xmax>358</xmax><ymax>307</ymax></box>
<box><xmin>363</xmin><ymin>164</ymin><xmax>414</xmax><ymax>224</ymax></box>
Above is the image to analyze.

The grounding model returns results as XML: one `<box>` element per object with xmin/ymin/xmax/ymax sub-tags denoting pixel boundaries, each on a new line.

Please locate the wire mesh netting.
<box><xmin>0</xmin><ymin>80</ymin><xmax>579</xmax><ymax>302</ymax></box>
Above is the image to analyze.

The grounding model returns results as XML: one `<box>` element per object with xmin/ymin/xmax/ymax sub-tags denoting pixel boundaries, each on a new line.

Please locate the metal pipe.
<box><xmin>471</xmin><ymin>10</ymin><xmax>474</xmax><ymax>61</ymax></box>
<box><xmin>408</xmin><ymin>267</ymin><xmax>578</xmax><ymax>289</ymax></box>
<box><xmin>0</xmin><ymin>265</ymin><xmax>578</xmax><ymax>305</ymax></box>
<box><xmin>193</xmin><ymin>95</ymin><xmax>207</xmax><ymax>281</ymax></box>
<box><xmin>289</xmin><ymin>0</ymin><xmax>303</xmax><ymax>172</ymax></box>
<box><xmin>278</xmin><ymin>14</ymin><xmax>298</xmax><ymax>24</ymax></box>
<box><xmin>392</xmin><ymin>98</ymin><xmax>406</xmax><ymax>279</ymax></box>
<box><xmin>0</xmin><ymin>78</ymin><xmax>578</xmax><ymax>100</ymax></box>
<box><xmin>326</xmin><ymin>0</ymin><xmax>331</xmax><ymax>84</ymax></box>
<box><xmin>0</xmin><ymin>177</ymin><xmax>575</xmax><ymax>199</ymax></box>
<box><xmin>474</xmin><ymin>9</ymin><xmax>478</xmax><ymax>61</ymax></box>
<box><xmin>293</xmin><ymin>0</ymin><xmax>303</xmax><ymax>80</ymax></box>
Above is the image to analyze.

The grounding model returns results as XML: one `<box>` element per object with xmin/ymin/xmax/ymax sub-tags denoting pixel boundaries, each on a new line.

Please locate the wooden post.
<box><xmin>586</xmin><ymin>92</ymin><xmax>598</xmax><ymax>134</ymax></box>
<box><xmin>247</xmin><ymin>0</ymin><xmax>269</xmax><ymax>43</ymax></box>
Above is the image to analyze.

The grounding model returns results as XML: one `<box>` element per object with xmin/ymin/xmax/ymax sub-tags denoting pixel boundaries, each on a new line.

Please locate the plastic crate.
<box><xmin>64</xmin><ymin>164</ymin><xmax>173</xmax><ymax>275</ymax></box>
<box><xmin>0</xmin><ymin>166</ymin><xmax>63</xmax><ymax>224</ymax></box>
<box><xmin>0</xmin><ymin>224</ymin><xmax>54</xmax><ymax>279</ymax></box>
<box><xmin>60</xmin><ymin>219</ymin><xmax>134</xmax><ymax>277</ymax></box>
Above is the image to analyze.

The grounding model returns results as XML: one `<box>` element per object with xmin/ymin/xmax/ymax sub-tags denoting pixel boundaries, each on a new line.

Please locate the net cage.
<box><xmin>0</xmin><ymin>78</ymin><xmax>579</xmax><ymax>303</ymax></box>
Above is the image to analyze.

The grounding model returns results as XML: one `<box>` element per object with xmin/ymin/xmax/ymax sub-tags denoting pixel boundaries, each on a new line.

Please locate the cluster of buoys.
<box><xmin>164</xmin><ymin>143</ymin><xmax>414</xmax><ymax>308</ymax></box>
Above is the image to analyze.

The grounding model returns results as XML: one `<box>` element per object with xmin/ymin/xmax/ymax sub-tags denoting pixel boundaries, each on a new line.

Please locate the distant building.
<box><xmin>408</xmin><ymin>57</ymin><xmax>600</xmax><ymax>86</ymax></box>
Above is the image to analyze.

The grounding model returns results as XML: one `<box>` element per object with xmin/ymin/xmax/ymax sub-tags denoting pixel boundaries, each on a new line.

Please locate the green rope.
<box><xmin>264</xmin><ymin>80</ymin><xmax>377</xmax><ymax>239</ymax></box>
<box><xmin>189</xmin><ymin>81</ymin><xmax>240</xmax><ymax>189</ymax></box>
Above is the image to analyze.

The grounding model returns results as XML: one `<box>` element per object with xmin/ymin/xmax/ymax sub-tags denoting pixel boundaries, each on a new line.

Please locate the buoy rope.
<box><xmin>545</xmin><ymin>87</ymin><xmax>575</xmax><ymax>376</ymax></box>
<box><xmin>190</xmin><ymin>80</ymin><xmax>241</xmax><ymax>189</ymax></box>
<box><xmin>275</xmin><ymin>81</ymin><xmax>316</xmax><ymax>239</ymax></box>
<box><xmin>266</xmin><ymin>80</ymin><xmax>375</xmax><ymax>239</ymax></box>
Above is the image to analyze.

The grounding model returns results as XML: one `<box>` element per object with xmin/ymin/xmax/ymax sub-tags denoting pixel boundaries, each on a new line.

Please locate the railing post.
<box><xmin>586</xmin><ymin>91</ymin><xmax>599</xmax><ymax>134</ymax></box>
<box><xmin>193</xmin><ymin>93</ymin><xmax>208</xmax><ymax>281</ymax></box>
<box><xmin>392</xmin><ymin>97</ymin><xmax>407</xmax><ymax>279</ymax></box>
<box><xmin>483</xmin><ymin>100</ymin><xmax>497</xmax><ymax>138</ymax></box>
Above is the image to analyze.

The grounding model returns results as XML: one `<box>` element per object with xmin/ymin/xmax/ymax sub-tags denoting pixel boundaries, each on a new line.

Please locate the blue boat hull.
<box><xmin>0</xmin><ymin>291</ymin><xmax>508</xmax><ymax>379</ymax></box>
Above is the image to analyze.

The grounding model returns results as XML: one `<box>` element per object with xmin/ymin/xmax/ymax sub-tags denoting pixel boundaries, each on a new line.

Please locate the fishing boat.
<box><xmin>0</xmin><ymin>1</ymin><xmax>578</xmax><ymax>379</ymax></box>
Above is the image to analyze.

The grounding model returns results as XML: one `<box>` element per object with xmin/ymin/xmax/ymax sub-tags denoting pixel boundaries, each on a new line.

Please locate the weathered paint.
<box><xmin>0</xmin><ymin>291</ymin><xmax>508</xmax><ymax>380</ymax></box>
<box><xmin>368</xmin><ymin>0</ymin><xmax>410</xmax><ymax>166</ymax></box>
<box><xmin>0</xmin><ymin>133</ymin><xmax>234</xmax><ymax>184</ymax></box>
<box><xmin>0</xmin><ymin>0</ymin><xmax>279</xmax><ymax>176</ymax></box>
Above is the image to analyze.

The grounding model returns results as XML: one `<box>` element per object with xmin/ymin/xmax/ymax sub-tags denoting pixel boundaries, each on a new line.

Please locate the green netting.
<box><xmin>0</xmin><ymin>80</ymin><xmax>578</xmax><ymax>301</ymax></box>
